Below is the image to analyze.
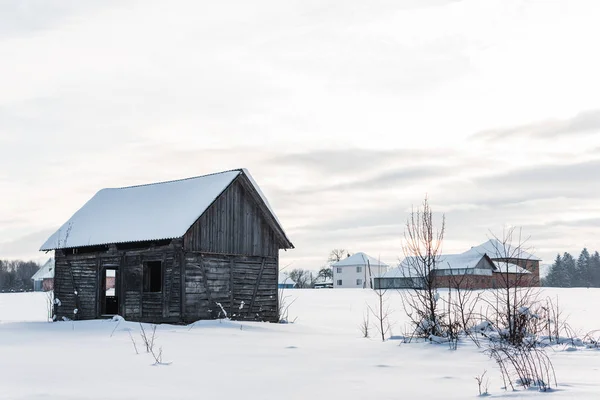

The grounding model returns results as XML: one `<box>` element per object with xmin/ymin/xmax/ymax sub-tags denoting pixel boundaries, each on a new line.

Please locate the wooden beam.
<box><xmin>229</xmin><ymin>257</ymin><xmax>234</xmax><ymax>316</ymax></box>
<box><xmin>247</xmin><ymin>257</ymin><xmax>266</xmax><ymax>318</ymax></box>
<box><xmin>180</xmin><ymin>250</ymin><xmax>186</xmax><ymax>322</ymax></box>
<box><xmin>198</xmin><ymin>256</ymin><xmax>214</xmax><ymax>313</ymax></box>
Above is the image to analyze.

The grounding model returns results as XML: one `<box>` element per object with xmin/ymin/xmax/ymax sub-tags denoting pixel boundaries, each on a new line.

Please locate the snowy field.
<box><xmin>0</xmin><ymin>289</ymin><xmax>599</xmax><ymax>400</ymax></box>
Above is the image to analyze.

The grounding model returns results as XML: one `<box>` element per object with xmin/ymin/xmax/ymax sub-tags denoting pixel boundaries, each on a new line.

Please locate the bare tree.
<box><xmin>328</xmin><ymin>249</ymin><xmax>351</xmax><ymax>263</ymax></box>
<box><xmin>317</xmin><ymin>266</ymin><xmax>333</xmax><ymax>281</ymax></box>
<box><xmin>444</xmin><ymin>270</ymin><xmax>482</xmax><ymax>347</ymax></box>
<box><xmin>368</xmin><ymin>285</ymin><xmax>392</xmax><ymax>342</ymax></box>
<box><xmin>400</xmin><ymin>196</ymin><xmax>446</xmax><ymax>337</ymax></box>
<box><xmin>287</xmin><ymin>269</ymin><xmax>315</xmax><ymax>288</ymax></box>
<box><xmin>480</xmin><ymin>227</ymin><xmax>540</xmax><ymax>346</ymax></box>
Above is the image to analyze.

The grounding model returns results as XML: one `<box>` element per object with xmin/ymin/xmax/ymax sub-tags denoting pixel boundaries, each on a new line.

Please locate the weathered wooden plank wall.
<box><xmin>54</xmin><ymin>244</ymin><xmax>182</xmax><ymax>323</ymax></box>
<box><xmin>183</xmin><ymin>253</ymin><xmax>278</xmax><ymax>323</ymax></box>
<box><xmin>183</xmin><ymin>177</ymin><xmax>285</xmax><ymax>256</ymax></box>
<box><xmin>231</xmin><ymin>255</ymin><xmax>278</xmax><ymax>322</ymax></box>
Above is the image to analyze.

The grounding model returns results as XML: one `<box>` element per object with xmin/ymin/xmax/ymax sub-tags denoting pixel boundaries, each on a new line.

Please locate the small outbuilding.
<box><xmin>31</xmin><ymin>258</ymin><xmax>55</xmax><ymax>292</ymax></box>
<box><xmin>278</xmin><ymin>273</ymin><xmax>296</xmax><ymax>289</ymax></box>
<box><xmin>40</xmin><ymin>169</ymin><xmax>293</xmax><ymax>323</ymax></box>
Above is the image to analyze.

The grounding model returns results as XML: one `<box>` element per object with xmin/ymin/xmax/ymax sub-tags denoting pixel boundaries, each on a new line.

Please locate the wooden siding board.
<box><xmin>183</xmin><ymin>178</ymin><xmax>281</xmax><ymax>257</ymax></box>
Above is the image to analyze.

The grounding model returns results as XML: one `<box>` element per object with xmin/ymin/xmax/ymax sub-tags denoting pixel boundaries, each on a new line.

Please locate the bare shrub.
<box><xmin>139</xmin><ymin>323</ymin><xmax>156</xmax><ymax>353</ymax></box>
<box><xmin>128</xmin><ymin>330</ymin><xmax>139</xmax><ymax>355</ymax></box>
<box><xmin>474</xmin><ymin>370</ymin><xmax>489</xmax><ymax>396</ymax></box>
<box><xmin>278</xmin><ymin>283</ymin><xmax>297</xmax><ymax>324</ymax></box>
<box><xmin>45</xmin><ymin>290</ymin><xmax>54</xmax><ymax>322</ymax></box>
<box><xmin>400</xmin><ymin>196</ymin><xmax>446</xmax><ymax>338</ymax></box>
<box><xmin>139</xmin><ymin>323</ymin><xmax>170</xmax><ymax>365</ymax></box>
<box><xmin>583</xmin><ymin>330</ymin><xmax>600</xmax><ymax>348</ymax></box>
<box><xmin>479</xmin><ymin>228</ymin><xmax>541</xmax><ymax>346</ymax></box>
<box><xmin>368</xmin><ymin>286</ymin><xmax>392</xmax><ymax>342</ymax></box>
<box><xmin>359</xmin><ymin>309</ymin><xmax>370</xmax><ymax>338</ymax></box>
<box><xmin>487</xmin><ymin>342</ymin><xmax>556</xmax><ymax>391</ymax></box>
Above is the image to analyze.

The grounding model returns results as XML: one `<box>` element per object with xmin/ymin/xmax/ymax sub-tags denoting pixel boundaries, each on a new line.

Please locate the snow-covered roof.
<box><xmin>384</xmin><ymin>253</ymin><xmax>489</xmax><ymax>278</ymax></box>
<box><xmin>40</xmin><ymin>169</ymin><xmax>291</xmax><ymax>250</ymax></box>
<box><xmin>313</xmin><ymin>275</ymin><xmax>333</xmax><ymax>285</ymax></box>
<box><xmin>492</xmin><ymin>261</ymin><xmax>532</xmax><ymax>274</ymax></box>
<box><xmin>279</xmin><ymin>273</ymin><xmax>296</xmax><ymax>286</ymax></box>
<box><xmin>380</xmin><ymin>266</ymin><xmax>418</xmax><ymax>279</ymax></box>
<box><xmin>397</xmin><ymin>253</ymin><xmax>486</xmax><ymax>271</ymax></box>
<box><xmin>465</xmin><ymin>239</ymin><xmax>540</xmax><ymax>261</ymax></box>
<box><xmin>31</xmin><ymin>258</ymin><xmax>54</xmax><ymax>281</ymax></box>
<box><xmin>331</xmin><ymin>252</ymin><xmax>389</xmax><ymax>268</ymax></box>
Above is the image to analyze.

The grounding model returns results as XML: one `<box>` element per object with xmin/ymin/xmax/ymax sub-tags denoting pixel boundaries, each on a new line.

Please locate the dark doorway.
<box><xmin>101</xmin><ymin>268</ymin><xmax>119</xmax><ymax>316</ymax></box>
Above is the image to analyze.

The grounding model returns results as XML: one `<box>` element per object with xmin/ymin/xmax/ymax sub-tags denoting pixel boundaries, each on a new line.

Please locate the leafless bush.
<box><xmin>400</xmin><ymin>196</ymin><xmax>446</xmax><ymax>338</ymax></box>
<box><xmin>139</xmin><ymin>323</ymin><xmax>170</xmax><ymax>365</ymax></box>
<box><xmin>278</xmin><ymin>286</ymin><xmax>297</xmax><ymax>324</ymax></box>
<box><xmin>139</xmin><ymin>323</ymin><xmax>156</xmax><ymax>353</ymax></box>
<box><xmin>128</xmin><ymin>330</ymin><xmax>139</xmax><ymax>355</ymax></box>
<box><xmin>45</xmin><ymin>290</ymin><xmax>54</xmax><ymax>322</ymax></box>
<box><xmin>487</xmin><ymin>341</ymin><xmax>556</xmax><ymax>392</ymax></box>
<box><xmin>368</xmin><ymin>286</ymin><xmax>392</xmax><ymax>342</ymax></box>
<box><xmin>474</xmin><ymin>370</ymin><xmax>489</xmax><ymax>396</ymax></box>
<box><xmin>583</xmin><ymin>330</ymin><xmax>600</xmax><ymax>348</ymax></box>
<box><xmin>359</xmin><ymin>309</ymin><xmax>370</xmax><ymax>338</ymax></box>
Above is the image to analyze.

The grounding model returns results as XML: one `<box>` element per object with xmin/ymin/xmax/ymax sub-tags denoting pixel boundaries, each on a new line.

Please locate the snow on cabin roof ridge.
<box><xmin>104</xmin><ymin>168</ymin><xmax>244</xmax><ymax>191</ymax></box>
<box><xmin>39</xmin><ymin>168</ymin><xmax>290</xmax><ymax>251</ymax></box>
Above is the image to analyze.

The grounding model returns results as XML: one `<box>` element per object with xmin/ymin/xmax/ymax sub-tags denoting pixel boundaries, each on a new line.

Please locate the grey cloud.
<box><xmin>535</xmin><ymin>218</ymin><xmax>600</xmax><ymax>228</ymax></box>
<box><xmin>283</xmin><ymin>164</ymin><xmax>459</xmax><ymax>197</ymax></box>
<box><xmin>0</xmin><ymin>229</ymin><xmax>55</xmax><ymax>260</ymax></box>
<box><xmin>473</xmin><ymin>109</ymin><xmax>600</xmax><ymax>141</ymax></box>
<box><xmin>434</xmin><ymin>159</ymin><xmax>600</xmax><ymax>208</ymax></box>
<box><xmin>0</xmin><ymin>1</ymin><xmax>121</xmax><ymax>38</ymax></box>
<box><xmin>268</xmin><ymin>148</ymin><xmax>455</xmax><ymax>175</ymax></box>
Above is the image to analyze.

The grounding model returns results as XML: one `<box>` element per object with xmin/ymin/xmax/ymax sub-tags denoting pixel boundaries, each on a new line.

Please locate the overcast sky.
<box><xmin>1</xmin><ymin>0</ymin><xmax>600</xmax><ymax>269</ymax></box>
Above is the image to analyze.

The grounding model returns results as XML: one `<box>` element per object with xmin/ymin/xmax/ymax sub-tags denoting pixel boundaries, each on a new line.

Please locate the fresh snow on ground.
<box><xmin>0</xmin><ymin>289</ymin><xmax>599</xmax><ymax>399</ymax></box>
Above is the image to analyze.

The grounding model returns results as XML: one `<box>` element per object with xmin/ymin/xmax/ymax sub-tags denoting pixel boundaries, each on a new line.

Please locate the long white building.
<box><xmin>331</xmin><ymin>252</ymin><xmax>389</xmax><ymax>288</ymax></box>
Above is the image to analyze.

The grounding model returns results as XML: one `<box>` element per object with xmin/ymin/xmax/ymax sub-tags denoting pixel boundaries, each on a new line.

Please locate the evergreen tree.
<box><xmin>561</xmin><ymin>252</ymin><xmax>577</xmax><ymax>287</ymax></box>
<box><xmin>576</xmin><ymin>248</ymin><xmax>591</xmax><ymax>287</ymax></box>
<box><xmin>590</xmin><ymin>251</ymin><xmax>600</xmax><ymax>287</ymax></box>
<box><xmin>543</xmin><ymin>254</ymin><xmax>563</xmax><ymax>287</ymax></box>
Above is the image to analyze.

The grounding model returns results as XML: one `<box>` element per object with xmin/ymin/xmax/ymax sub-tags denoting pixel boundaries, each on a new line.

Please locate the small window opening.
<box><xmin>143</xmin><ymin>261</ymin><xmax>162</xmax><ymax>292</ymax></box>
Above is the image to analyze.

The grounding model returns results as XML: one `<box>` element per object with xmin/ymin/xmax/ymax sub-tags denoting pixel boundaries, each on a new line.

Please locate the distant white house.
<box><xmin>31</xmin><ymin>258</ymin><xmax>54</xmax><ymax>292</ymax></box>
<box><xmin>331</xmin><ymin>252</ymin><xmax>389</xmax><ymax>289</ymax></box>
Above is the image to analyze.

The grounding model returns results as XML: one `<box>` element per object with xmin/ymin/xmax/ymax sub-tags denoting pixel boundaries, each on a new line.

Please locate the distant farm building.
<box><xmin>31</xmin><ymin>258</ymin><xmax>55</xmax><ymax>292</ymax></box>
<box><xmin>374</xmin><ymin>239</ymin><xmax>540</xmax><ymax>290</ymax></box>
<box><xmin>313</xmin><ymin>275</ymin><xmax>333</xmax><ymax>289</ymax></box>
<box><xmin>278</xmin><ymin>273</ymin><xmax>296</xmax><ymax>289</ymax></box>
<box><xmin>40</xmin><ymin>169</ymin><xmax>293</xmax><ymax>323</ymax></box>
<box><xmin>332</xmin><ymin>252</ymin><xmax>389</xmax><ymax>289</ymax></box>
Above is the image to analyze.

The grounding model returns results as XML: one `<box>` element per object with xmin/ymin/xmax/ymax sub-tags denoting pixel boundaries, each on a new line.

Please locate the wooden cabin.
<box><xmin>40</xmin><ymin>169</ymin><xmax>293</xmax><ymax>323</ymax></box>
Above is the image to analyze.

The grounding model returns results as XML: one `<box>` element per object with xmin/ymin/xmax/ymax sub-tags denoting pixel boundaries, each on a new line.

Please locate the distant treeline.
<box><xmin>542</xmin><ymin>249</ymin><xmax>600</xmax><ymax>287</ymax></box>
<box><xmin>0</xmin><ymin>259</ymin><xmax>40</xmax><ymax>292</ymax></box>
